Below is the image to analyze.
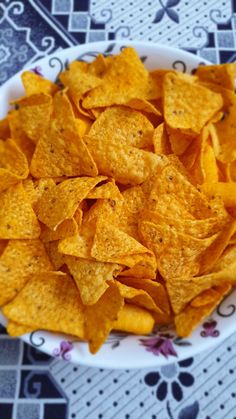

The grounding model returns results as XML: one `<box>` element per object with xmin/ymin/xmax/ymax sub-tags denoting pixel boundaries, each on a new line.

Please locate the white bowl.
<box><xmin>1</xmin><ymin>41</ymin><xmax>236</xmax><ymax>369</ymax></box>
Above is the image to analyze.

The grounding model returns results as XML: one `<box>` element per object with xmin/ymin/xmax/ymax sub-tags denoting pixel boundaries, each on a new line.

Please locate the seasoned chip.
<box><xmin>0</xmin><ymin>183</ymin><xmax>40</xmax><ymax>239</ymax></box>
<box><xmin>116</xmin><ymin>281</ymin><xmax>163</xmax><ymax>313</ymax></box>
<box><xmin>87</xmin><ymin>180</ymin><xmax>122</xmax><ymax>200</ymax></box>
<box><xmin>167</xmin><ymin>265</ymin><xmax>236</xmax><ymax>314</ymax></box>
<box><xmin>0</xmin><ymin>240</ymin><xmax>7</xmax><ymax>256</ymax></box>
<box><xmin>3</xmin><ymin>272</ymin><xmax>85</xmax><ymax>338</ymax></box>
<box><xmin>92</xmin><ymin>217</ymin><xmax>152</xmax><ymax>267</ymax></box>
<box><xmin>89</xmin><ymin>106</ymin><xmax>154</xmax><ymax>149</ymax></box>
<box><xmin>153</xmin><ymin>123</ymin><xmax>171</xmax><ymax>155</ymax></box>
<box><xmin>66</xmin><ymin>256</ymin><xmax>121</xmax><ymax>305</ymax></box>
<box><xmin>0</xmin><ymin>139</ymin><xmax>29</xmax><ymax>192</ymax></box>
<box><xmin>85</xmin><ymin>282</ymin><xmax>124</xmax><ymax>353</ymax></box>
<box><xmin>167</xmin><ymin>126</ymin><xmax>194</xmax><ymax>156</ymax></box>
<box><xmin>40</xmin><ymin>218</ymin><xmax>78</xmax><ymax>242</ymax></box>
<box><xmin>164</xmin><ymin>72</ymin><xmax>223</xmax><ymax>134</ymax></box>
<box><xmin>30</xmin><ymin>92</ymin><xmax>98</xmax><ymax>178</ymax></box>
<box><xmin>113</xmin><ymin>304</ymin><xmax>154</xmax><ymax>335</ymax></box>
<box><xmin>60</xmin><ymin>59</ymin><xmax>103</xmax><ymax>112</ymax></box>
<box><xmin>8</xmin><ymin>110</ymin><xmax>35</xmax><ymax>163</ymax></box>
<box><xmin>83</xmin><ymin>47</ymin><xmax>149</xmax><ymax>109</ymax></box>
<box><xmin>201</xmin><ymin>182</ymin><xmax>236</xmax><ymax>207</ymax></box>
<box><xmin>36</xmin><ymin>175</ymin><xmax>105</xmax><ymax>230</ymax></box>
<box><xmin>84</xmin><ymin>134</ymin><xmax>166</xmax><ymax>185</ymax></box>
<box><xmin>7</xmin><ymin>322</ymin><xmax>33</xmax><ymax>337</ymax></box>
<box><xmin>125</xmin><ymin>99</ymin><xmax>161</xmax><ymax>116</ymax></box>
<box><xmin>0</xmin><ymin>117</ymin><xmax>10</xmax><ymax>140</ymax></box>
<box><xmin>16</xmin><ymin>94</ymin><xmax>52</xmax><ymax>143</ymax></box>
<box><xmin>118</xmin><ymin>276</ymin><xmax>170</xmax><ymax>314</ymax></box>
<box><xmin>21</xmin><ymin>71</ymin><xmax>58</xmax><ymax>96</ymax></box>
<box><xmin>196</xmin><ymin>63</ymin><xmax>236</xmax><ymax>91</ymax></box>
<box><xmin>0</xmin><ymin>239</ymin><xmax>52</xmax><ymax>305</ymax></box>
<box><xmin>139</xmin><ymin>220</ymin><xmax>216</xmax><ymax>279</ymax></box>
<box><xmin>175</xmin><ymin>283</ymin><xmax>231</xmax><ymax>337</ymax></box>
<box><xmin>44</xmin><ymin>241</ymin><xmax>65</xmax><ymax>270</ymax></box>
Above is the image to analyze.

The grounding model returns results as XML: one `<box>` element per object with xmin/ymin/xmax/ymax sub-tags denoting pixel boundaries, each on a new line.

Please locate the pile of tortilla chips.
<box><xmin>0</xmin><ymin>47</ymin><xmax>236</xmax><ymax>354</ymax></box>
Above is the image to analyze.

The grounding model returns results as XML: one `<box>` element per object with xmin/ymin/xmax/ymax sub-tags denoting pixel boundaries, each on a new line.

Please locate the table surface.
<box><xmin>0</xmin><ymin>1</ymin><xmax>236</xmax><ymax>418</ymax></box>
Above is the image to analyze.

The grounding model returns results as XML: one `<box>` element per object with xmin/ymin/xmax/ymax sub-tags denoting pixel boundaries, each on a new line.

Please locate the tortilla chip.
<box><xmin>84</xmin><ymin>134</ymin><xmax>166</xmax><ymax>185</ymax></box>
<box><xmin>167</xmin><ymin>126</ymin><xmax>194</xmax><ymax>155</ymax></box>
<box><xmin>7</xmin><ymin>322</ymin><xmax>33</xmax><ymax>337</ymax></box>
<box><xmin>66</xmin><ymin>256</ymin><xmax>121</xmax><ymax>305</ymax></box>
<box><xmin>89</xmin><ymin>106</ymin><xmax>154</xmax><ymax>149</ymax></box>
<box><xmin>139</xmin><ymin>220</ymin><xmax>216</xmax><ymax>279</ymax></box>
<box><xmin>196</xmin><ymin>63</ymin><xmax>236</xmax><ymax>91</ymax></box>
<box><xmin>167</xmin><ymin>264</ymin><xmax>236</xmax><ymax>314</ymax></box>
<box><xmin>21</xmin><ymin>71</ymin><xmax>58</xmax><ymax>96</ymax></box>
<box><xmin>118</xmin><ymin>276</ymin><xmax>170</xmax><ymax>314</ymax></box>
<box><xmin>214</xmin><ymin>100</ymin><xmax>236</xmax><ymax>163</ymax></box>
<box><xmin>202</xmin><ymin>182</ymin><xmax>236</xmax><ymax>208</ymax></box>
<box><xmin>212</xmin><ymin>244</ymin><xmax>236</xmax><ymax>272</ymax></box>
<box><xmin>0</xmin><ymin>240</ymin><xmax>7</xmax><ymax>256</ymax></box>
<box><xmin>8</xmin><ymin>111</ymin><xmax>35</xmax><ymax>163</ymax></box>
<box><xmin>141</xmin><ymin>210</ymin><xmax>221</xmax><ymax>239</ymax></box>
<box><xmin>16</xmin><ymin>94</ymin><xmax>52</xmax><ymax>143</ymax></box>
<box><xmin>36</xmin><ymin>175</ymin><xmax>105</xmax><ymax>230</ymax></box>
<box><xmin>0</xmin><ymin>239</ymin><xmax>52</xmax><ymax>305</ymax></box>
<box><xmin>199</xmin><ymin>219</ymin><xmax>236</xmax><ymax>274</ymax></box>
<box><xmin>116</xmin><ymin>281</ymin><xmax>163</xmax><ymax>313</ymax></box>
<box><xmin>44</xmin><ymin>241</ymin><xmax>65</xmax><ymax>270</ymax></box>
<box><xmin>113</xmin><ymin>304</ymin><xmax>154</xmax><ymax>335</ymax></box>
<box><xmin>175</xmin><ymin>283</ymin><xmax>231</xmax><ymax>337</ymax></box>
<box><xmin>75</xmin><ymin>116</ymin><xmax>92</xmax><ymax>137</ymax></box>
<box><xmin>119</xmin><ymin>257</ymin><xmax>157</xmax><ymax>280</ymax></box>
<box><xmin>0</xmin><ymin>117</ymin><xmax>10</xmax><ymax>140</ymax></box>
<box><xmin>0</xmin><ymin>183</ymin><xmax>40</xmax><ymax>239</ymax></box>
<box><xmin>85</xmin><ymin>282</ymin><xmax>124</xmax><ymax>353</ymax></box>
<box><xmin>60</xmin><ymin>59</ymin><xmax>102</xmax><ymax>111</ymax></box>
<box><xmin>125</xmin><ymin>98</ymin><xmax>161</xmax><ymax>116</ymax></box>
<box><xmin>0</xmin><ymin>139</ymin><xmax>29</xmax><ymax>192</ymax></box>
<box><xmin>40</xmin><ymin>218</ymin><xmax>78</xmax><ymax>242</ymax></box>
<box><xmin>30</xmin><ymin>91</ymin><xmax>98</xmax><ymax>178</ymax></box>
<box><xmin>190</xmin><ymin>283</ymin><xmax>231</xmax><ymax>307</ymax></box>
<box><xmin>3</xmin><ymin>272</ymin><xmax>85</xmax><ymax>338</ymax></box>
<box><xmin>148</xmin><ymin>165</ymin><xmax>214</xmax><ymax>219</ymax></box>
<box><xmin>153</xmin><ymin>123</ymin><xmax>171</xmax><ymax>155</ymax></box>
<box><xmin>164</xmin><ymin>72</ymin><xmax>223</xmax><ymax>134</ymax></box>
<box><xmin>87</xmin><ymin>180</ymin><xmax>122</xmax><ymax>200</ymax></box>
<box><xmin>91</xmin><ymin>217</ymin><xmax>151</xmax><ymax>267</ymax></box>
<box><xmin>83</xmin><ymin>47</ymin><xmax>149</xmax><ymax>109</ymax></box>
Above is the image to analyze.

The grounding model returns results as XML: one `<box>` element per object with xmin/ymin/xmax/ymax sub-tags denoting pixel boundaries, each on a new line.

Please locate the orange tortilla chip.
<box><xmin>44</xmin><ymin>241</ymin><xmax>65</xmax><ymax>270</ymax></box>
<box><xmin>0</xmin><ymin>139</ymin><xmax>29</xmax><ymax>192</ymax></box>
<box><xmin>40</xmin><ymin>218</ymin><xmax>78</xmax><ymax>242</ymax></box>
<box><xmin>0</xmin><ymin>239</ymin><xmax>52</xmax><ymax>305</ymax></box>
<box><xmin>3</xmin><ymin>272</ymin><xmax>85</xmax><ymax>338</ymax></box>
<box><xmin>21</xmin><ymin>71</ymin><xmax>58</xmax><ymax>96</ymax></box>
<box><xmin>30</xmin><ymin>91</ymin><xmax>98</xmax><ymax>178</ymax></box>
<box><xmin>0</xmin><ymin>117</ymin><xmax>10</xmax><ymax>140</ymax></box>
<box><xmin>153</xmin><ymin>123</ymin><xmax>171</xmax><ymax>155</ymax></box>
<box><xmin>84</xmin><ymin>134</ymin><xmax>166</xmax><ymax>185</ymax></box>
<box><xmin>87</xmin><ymin>180</ymin><xmax>122</xmax><ymax>200</ymax></box>
<box><xmin>89</xmin><ymin>106</ymin><xmax>154</xmax><ymax>149</ymax></box>
<box><xmin>91</xmin><ymin>217</ymin><xmax>151</xmax><ymax>267</ymax></box>
<box><xmin>116</xmin><ymin>281</ymin><xmax>163</xmax><ymax>313</ymax></box>
<box><xmin>167</xmin><ymin>126</ymin><xmax>194</xmax><ymax>156</ymax></box>
<box><xmin>8</xmin><ymin>110</ymin><xmax>35</xmax><ymax>163</ymax></box>
<box><xmin>118</xmin><ymin>276</ymin><xmax>170</xmax><ymax>314</ymax></box>
<box><xmin>201</xmin><ymin>182</ymin><xmax>236</xmax><ymax>207</ymax></box>
<box><xmin>175</xmin><ymin>283</ymin><xmax>231</xmax><ymax>337</ymax></box>
<box><xmin>36</xmin><ymin>175</ymin><xmax>105</xmax><ymax>230</ymax></box>
<box><xmin>164</xmin><ymin>72</ymin><xmax>223</xmax><ymax>134</ymax></box>
<box><xmin>16</xmin><ymin>94</ymin><xmax>52</xmax><ymax>143</ymax></box>
<box><xmin>83</xmin><ymin>48</ymin><xmax>149</xmax><ymax>109</ymax></box>
<box><xmin>7</xmin><ymin>322</ymin><xmax>33</xmax><ymax>337</ymax></box>
<box><xmin>85</xmin><ymin>282</ymin><xmax>124</xmax><ymax>353</ymax></box>
<box><xmin>139</xmin><ymin>220</ymin><xmax>216</xmax><ymax>279</ymax></box>
<box><xmin>196</xmin><ymin>63</ymin><xmax>236</xmax><ymax>91</ymax></box>
<box><xmin>0</xmin><ymin>183</ymin><xmax>40</xmax><ymax>239</ymax></box>
<box><xmin>66</xmin><ymin>256</ymin><xmax>121</xmax><ymax>305</ymax></box>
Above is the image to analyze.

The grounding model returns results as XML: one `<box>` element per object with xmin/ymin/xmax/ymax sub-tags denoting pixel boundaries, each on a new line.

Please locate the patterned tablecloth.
<box><xmin>0</xmin><ymin>1</ymin><xmax>236</xmax><ymax>418</ymax></box>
